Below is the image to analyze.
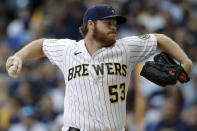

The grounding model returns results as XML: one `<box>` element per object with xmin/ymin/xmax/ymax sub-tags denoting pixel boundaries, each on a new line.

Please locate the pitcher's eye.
<box><xmin>103</xmin><ymin>21</ymin><xmax>116</xmax><ymax>27</ymax></box>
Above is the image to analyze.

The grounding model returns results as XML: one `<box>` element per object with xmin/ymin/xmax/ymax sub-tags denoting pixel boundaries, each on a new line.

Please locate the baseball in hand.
<box><xmin>8</xmin><ymin>66</ymin><xmax>18</xmax><ymax>78</ymax></box>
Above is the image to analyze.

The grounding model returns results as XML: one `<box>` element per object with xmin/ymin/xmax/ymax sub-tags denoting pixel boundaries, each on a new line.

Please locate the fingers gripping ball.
<box><xmin>8</xmin><ymin>65</ymin><xmax>18</xmax><ymax>78</ymax></box>
<box><xmin>6</xmin><ymin>56</ymin><xmax>22</xmax><ymax>78</ymax></box>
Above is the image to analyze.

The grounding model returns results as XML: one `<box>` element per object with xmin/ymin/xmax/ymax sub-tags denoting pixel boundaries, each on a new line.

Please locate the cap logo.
<box><xmin>108</xmin><ymin>6</ymin><xmax>116</xmax><ymax>14</ymax></box>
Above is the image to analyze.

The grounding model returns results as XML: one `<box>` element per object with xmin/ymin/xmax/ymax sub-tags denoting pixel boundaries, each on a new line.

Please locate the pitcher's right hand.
<box><xmin>6</xmin><ymin>55</ymin><xmax>22</xmax><ymax>78</ymax></box>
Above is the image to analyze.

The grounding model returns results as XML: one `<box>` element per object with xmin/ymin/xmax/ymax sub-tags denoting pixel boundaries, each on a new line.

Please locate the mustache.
<box><xmin>108</xmin><ymin>31</ymin><xmax>117</xmax><ymax>34</ymax></box>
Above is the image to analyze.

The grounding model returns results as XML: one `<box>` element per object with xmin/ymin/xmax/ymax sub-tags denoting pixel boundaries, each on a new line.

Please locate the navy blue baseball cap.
<box><xmin>83</xmin><ymin>4</ymin><xmax>127</xmax><ymax>25</ymax></box>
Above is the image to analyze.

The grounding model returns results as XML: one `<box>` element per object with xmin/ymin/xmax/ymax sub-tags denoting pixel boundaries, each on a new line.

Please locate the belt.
<box><xmin>67</xmin><ymin>127</ymin><xmax>125</xmax><ymax>131</ymax></box>
<box><xmin>68</xmin><ymin>127</ymin><xmax>87</xmax><ymax>131</ymax></box>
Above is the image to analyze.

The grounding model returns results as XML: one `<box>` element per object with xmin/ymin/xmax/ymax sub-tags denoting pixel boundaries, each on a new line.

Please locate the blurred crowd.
<box><xmin>0</xmin><ymin>0</ymin><xmax>197</xmax><ymax>131</ymax></box>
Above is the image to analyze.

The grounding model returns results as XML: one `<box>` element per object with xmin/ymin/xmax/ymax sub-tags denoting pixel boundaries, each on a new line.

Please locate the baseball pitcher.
<box><xmin>6</xmin><ymin>4</ymin><xmax>192</xmax><ymax>131</ymax></box>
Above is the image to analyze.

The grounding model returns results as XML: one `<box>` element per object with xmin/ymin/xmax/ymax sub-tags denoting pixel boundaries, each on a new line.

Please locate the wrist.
<box><xmin>14</xmin><ymin>53</ymin><xmax>24</xmax><ymax>62</ymax></box>
<box><xmin>181</xmin><ymin>59</ymin><xmax>193</xmax><ymax>75</ymax></box>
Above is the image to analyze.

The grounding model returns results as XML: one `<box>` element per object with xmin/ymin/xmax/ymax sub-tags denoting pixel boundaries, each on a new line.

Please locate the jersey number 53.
<box><xmin>108</xmin><ymin>82</ymin><xmax>125</xmax><ymax>104</ymax></box>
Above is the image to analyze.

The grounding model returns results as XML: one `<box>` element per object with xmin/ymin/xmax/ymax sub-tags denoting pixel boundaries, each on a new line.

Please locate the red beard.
<box><xmin>92</xmin><ymin>25</ymin><xmax>116</xmax><ymax>47</ymax></box>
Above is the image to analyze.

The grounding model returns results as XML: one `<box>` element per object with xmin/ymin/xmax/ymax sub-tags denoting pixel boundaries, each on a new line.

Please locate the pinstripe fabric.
<box><xmin>42</xmin><ymin>34</ymin><xmax>157</xmax><ymax>131</ymax></box>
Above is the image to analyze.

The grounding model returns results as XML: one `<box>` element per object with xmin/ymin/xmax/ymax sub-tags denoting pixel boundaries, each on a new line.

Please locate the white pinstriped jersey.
<box><xmin>42</xmin><ymin>34</ymin><xmax>157</xmax><ymax>131</ymax></box>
